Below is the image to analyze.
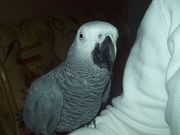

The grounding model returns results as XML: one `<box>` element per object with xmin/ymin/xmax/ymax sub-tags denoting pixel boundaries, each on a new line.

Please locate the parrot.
<box><xmin>23</xmin><ymin>20</ymin><xmax>119</xmax><ymax>135</ymax></box>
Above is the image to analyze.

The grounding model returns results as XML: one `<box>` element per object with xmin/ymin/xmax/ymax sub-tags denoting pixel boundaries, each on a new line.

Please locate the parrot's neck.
<box><xmin>63</xmin><ymin>58</ymin><xmax>103</xmax><ymax>79</ymax></box>
<box><xmin>57</xmin><ymin>49</ymin><xmax>110</xmax><ymax>91</ymax></box>
<box><xmin>56</xmin><ymin>46</ymin><xmax>110</xmax><ymax>93</ymax></box>
<box><xmin>64</xmin><ymin>49</ymin><xmax>109</xmax><ymax>78</ymax></box>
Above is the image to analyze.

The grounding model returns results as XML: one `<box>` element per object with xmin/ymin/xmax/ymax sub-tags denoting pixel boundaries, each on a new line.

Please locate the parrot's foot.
<box><xmin>85</xmin><ymin>119</ymin><xmax>96</xmax><ymax>128</ymax></box>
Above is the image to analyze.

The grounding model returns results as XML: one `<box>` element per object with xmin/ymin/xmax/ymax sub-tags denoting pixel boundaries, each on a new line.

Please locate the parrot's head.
<box><xmin>69</xmin><ymin>21</ymin><xmax>119</xmax><ymax>71</ymax></box>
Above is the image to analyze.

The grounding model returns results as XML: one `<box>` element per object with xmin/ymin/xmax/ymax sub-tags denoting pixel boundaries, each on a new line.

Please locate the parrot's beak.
<box><xmin>92</xmin><ymin>36</ymin><xmax>116</xmax><ymax>71</ymax></box>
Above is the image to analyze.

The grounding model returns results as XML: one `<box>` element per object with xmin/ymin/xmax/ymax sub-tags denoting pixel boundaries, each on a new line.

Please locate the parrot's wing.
<box><xmin>23</xmin><ymin>76</ymin><xmax>63</xmax><ymax>135</ymax></box>
<box><xmin>102</xmin><ymin>79</ymin><xmax>111</xmax><ymax>104</ymax></box>
<box><xmin>99</xmin><ymin>79</ymin><xmax>111</xmax><ymax>113</ymax></box>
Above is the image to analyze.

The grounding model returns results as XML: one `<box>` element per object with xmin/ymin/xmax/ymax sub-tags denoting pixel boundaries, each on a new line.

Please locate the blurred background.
<box><xmin>0</xmin><ymin>0</ymin><xmax>151</xmax><ymax>40</ymax></box>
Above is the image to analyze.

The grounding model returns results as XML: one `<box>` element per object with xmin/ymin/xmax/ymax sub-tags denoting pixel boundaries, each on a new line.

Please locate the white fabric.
<box><xmin>69</xmin><ymin>0</ymin><xmax>180</xmax><ymax>134</ymax></box>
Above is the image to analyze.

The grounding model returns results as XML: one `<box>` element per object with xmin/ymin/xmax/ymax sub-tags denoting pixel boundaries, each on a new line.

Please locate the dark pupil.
<box><xmin>80</xmin><ymin>34</ymin><xmax>83</xmax><ymax>39</ymax></box>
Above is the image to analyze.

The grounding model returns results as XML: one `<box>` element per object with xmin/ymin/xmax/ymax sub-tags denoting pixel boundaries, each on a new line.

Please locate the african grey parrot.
<box><xmin>23</xmin><ymin>21</ymin><xmax>119</xmax><ymax>135</ymax></box>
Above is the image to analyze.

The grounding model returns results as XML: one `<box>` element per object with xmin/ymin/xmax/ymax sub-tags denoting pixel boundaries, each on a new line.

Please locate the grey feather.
<box><xmin>23</xmin><ymin>71</ymin><xmax>64</xmax><ymax>135</ymax></box>
<box><xmin>23</xmin><ymin>21</ymin><xmax>118</xmax><ymax>135</ymax></box>
<box><xmin>102</xmin><ymin>79</ymin><xmax>112</xmax><ymax>108</ymax></box>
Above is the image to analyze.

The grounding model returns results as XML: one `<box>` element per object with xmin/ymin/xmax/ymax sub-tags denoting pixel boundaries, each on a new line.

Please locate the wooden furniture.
<box><xmin>0</xmin><ymin>61</ymin><xmax>20</xmax><ymax>135</ymax></box>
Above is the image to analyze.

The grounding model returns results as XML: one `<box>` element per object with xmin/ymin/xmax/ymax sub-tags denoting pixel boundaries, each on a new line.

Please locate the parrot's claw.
<box><xmin>85</xmin><ymin>119</ymin><xmax>96</xmax><ymax>128</ymax></box>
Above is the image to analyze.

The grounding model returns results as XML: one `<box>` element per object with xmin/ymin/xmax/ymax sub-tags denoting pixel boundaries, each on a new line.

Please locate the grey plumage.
<box><xmin>23</xmin><ymin>21</ymin><xmax>118</xmax><ymax>135</ymax></box>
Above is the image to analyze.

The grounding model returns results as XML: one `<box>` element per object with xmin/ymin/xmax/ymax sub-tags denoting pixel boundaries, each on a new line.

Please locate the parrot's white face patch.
<box><xmin>74</xmin><ymin>21</ymin><xmax>119</xmax><ymax>70</ymax></box>
<box><xmin>75</xmin><ymin>21</ymin><xmax>118</xmax><ymax>55</ymax></box>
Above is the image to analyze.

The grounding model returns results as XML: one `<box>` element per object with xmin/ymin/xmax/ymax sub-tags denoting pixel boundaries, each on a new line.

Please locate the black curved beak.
<box><xmin>92</xmin><ymin>36</ymin><xmax>116</xmax><ymax>71</ymax></box>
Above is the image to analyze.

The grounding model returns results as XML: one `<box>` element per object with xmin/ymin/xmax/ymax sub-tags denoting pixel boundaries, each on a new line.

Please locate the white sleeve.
<box><xmin>165</xmin><ymin>25</ymin><xmax>180</xmax><ymax>135</ymax></box>
<box><xmin>158</xmin><ymin>0</ymin><xmax>180</xmax><ymax>134</ymax></box>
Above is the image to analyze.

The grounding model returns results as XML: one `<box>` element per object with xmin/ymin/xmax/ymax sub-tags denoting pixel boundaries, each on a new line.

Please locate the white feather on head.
<box><xmin>73</xmin><ymin>21</ymin><xmax>119</xmax><ymax>58</ymax></box>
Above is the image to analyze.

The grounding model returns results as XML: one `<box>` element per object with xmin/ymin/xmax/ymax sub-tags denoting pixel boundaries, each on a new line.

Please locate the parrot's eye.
<box><xmin>79</xmin><ymin>33</ymin><xmax>84</xmax><ymax>40</ymax></box>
